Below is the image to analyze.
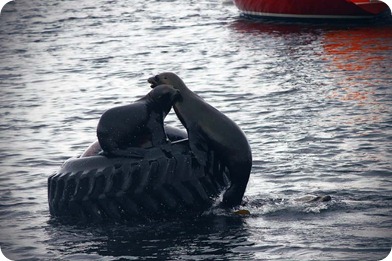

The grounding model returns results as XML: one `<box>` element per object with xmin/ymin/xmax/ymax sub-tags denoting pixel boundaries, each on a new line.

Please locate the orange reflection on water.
<box><xmin>323</xmin><ymin>27</ymin><xmax>392</xmax><ymax>72</ymax></box>
<box><xmin>322</xmin><ymin>25</ymin><xmax>391</xmax><ymax>126</ymax></box>
<box><xmin>324</xmin><ymin>28</ymin><xmax>391</xmax><ymax>87</ymax></box>
<box><xmin>327</xmin><ymin>87</ymin><xmax>376</xmax><ymax>105</ymax></box>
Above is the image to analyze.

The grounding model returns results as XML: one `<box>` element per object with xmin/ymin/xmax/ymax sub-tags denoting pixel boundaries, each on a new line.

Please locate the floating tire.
<box><xmin>48</xmin><ymin>140</ymin><xmax>230</xmax><ymax>222</ymax></box>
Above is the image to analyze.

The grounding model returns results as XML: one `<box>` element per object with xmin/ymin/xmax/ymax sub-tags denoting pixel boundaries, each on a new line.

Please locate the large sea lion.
<box><xmin>148</xmin><ymin>72</ymin><xmax>252</xmax><ymax>208</ymax></box>
<box><xmin>97</xmin><ymin>84</ymin><xmax>180</xmax><ymax>156</ymax></box>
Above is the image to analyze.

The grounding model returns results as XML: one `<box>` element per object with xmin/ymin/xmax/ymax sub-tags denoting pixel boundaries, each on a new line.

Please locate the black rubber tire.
<box><xmin>48</xmin><ymin>140</ymin><xmax>230</xmax><ymax>222</ymax></box>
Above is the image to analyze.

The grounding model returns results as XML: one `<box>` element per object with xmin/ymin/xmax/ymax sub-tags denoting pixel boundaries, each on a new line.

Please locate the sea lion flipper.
<box><xmin>188</xmin><ymin>127</ymin><xmax>208</xmax><ymax>166</ymax></box>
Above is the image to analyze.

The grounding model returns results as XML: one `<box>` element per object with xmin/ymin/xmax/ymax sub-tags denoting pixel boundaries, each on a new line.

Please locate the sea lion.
<box><xmin>97</xmin><ymin>84</ymin><xmax>180</xmax><ymax>156</ymax></box>
<box><xmin>294</xmin><ymin>195</ymin><xmax>332</xmax><ymax>203</ymax></box>
<box><xmin>148</xmin><ymin>72</ymin><xmax>252</xmax><ymax>208</ymax></box>
<box><xmin>81</xmin><ymin>126</ymin><xmax>188</xmax><ymax>158</ymax></box>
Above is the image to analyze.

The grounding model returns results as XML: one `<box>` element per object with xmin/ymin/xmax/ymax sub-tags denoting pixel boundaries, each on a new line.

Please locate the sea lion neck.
<box><xmin>170</xmin><ymin>77</ymin><xmax>191</xmax><ymax>95</ymax></box>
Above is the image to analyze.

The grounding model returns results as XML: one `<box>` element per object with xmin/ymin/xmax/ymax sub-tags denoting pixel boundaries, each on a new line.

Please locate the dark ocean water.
<box><xmin>0</xmin><ymin>0</ymin><xmax>391</xmax><ymax>260</ymax></box>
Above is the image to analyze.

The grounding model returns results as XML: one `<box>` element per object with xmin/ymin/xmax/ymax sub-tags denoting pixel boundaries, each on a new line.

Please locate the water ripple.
<box><xmin>1</xmin><ymin>0</ymin><xmax>392</xmax><ymax>260</ymax></box>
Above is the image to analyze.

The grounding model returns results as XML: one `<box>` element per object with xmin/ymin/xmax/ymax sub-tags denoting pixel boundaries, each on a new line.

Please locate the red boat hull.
<box><xmin>233</xmin><ymin>0</ymin><xmax>390</xmax><ymax>19</ymax></box>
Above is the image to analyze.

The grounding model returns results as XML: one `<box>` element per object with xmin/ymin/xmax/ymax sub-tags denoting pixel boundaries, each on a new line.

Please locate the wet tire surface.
<box><xmin>48</xmin><ymin>141</ymin><xmax>230</xmax><ymax>222</ymax></box>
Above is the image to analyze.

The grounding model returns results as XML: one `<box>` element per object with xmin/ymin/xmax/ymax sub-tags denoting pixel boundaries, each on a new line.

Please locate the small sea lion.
<box><xmin>148</xmin><ymin>72</ymin><xmax>252</xmax><ymax>208</ymax></box>
<box><xmin>97</xmin><ymin>84</ymin><xmax>180</xmax><ymax>156</ymax></box>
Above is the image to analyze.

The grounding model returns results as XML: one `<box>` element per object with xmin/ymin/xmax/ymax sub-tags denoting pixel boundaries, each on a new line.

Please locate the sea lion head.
<box><xmin>148</xmin><ymin>84</ymin><xmax>180</xmax><ymax>115</ymax></box>
<box><xmin>148</xmin><ymin>72</ymin><xmax>185</xmax><ymax>89</ymax></box>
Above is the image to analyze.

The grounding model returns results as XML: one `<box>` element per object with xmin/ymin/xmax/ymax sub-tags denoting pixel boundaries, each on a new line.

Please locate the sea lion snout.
<box><xmin>148</xmin><ymin>73</ymin><xmax>172</xmax><ymax>88</ymax></box>
<box><xmin>148</xmin><ymin>75</ymin><xmax>160</xmax><ymax>88</ymax></box>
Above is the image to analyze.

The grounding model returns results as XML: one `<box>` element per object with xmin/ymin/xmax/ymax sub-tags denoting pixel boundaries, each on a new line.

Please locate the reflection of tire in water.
<box><xmin>48</xmin><ymin>140</ymin><xmax>230</xmax><ymax>222</ymax></box>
